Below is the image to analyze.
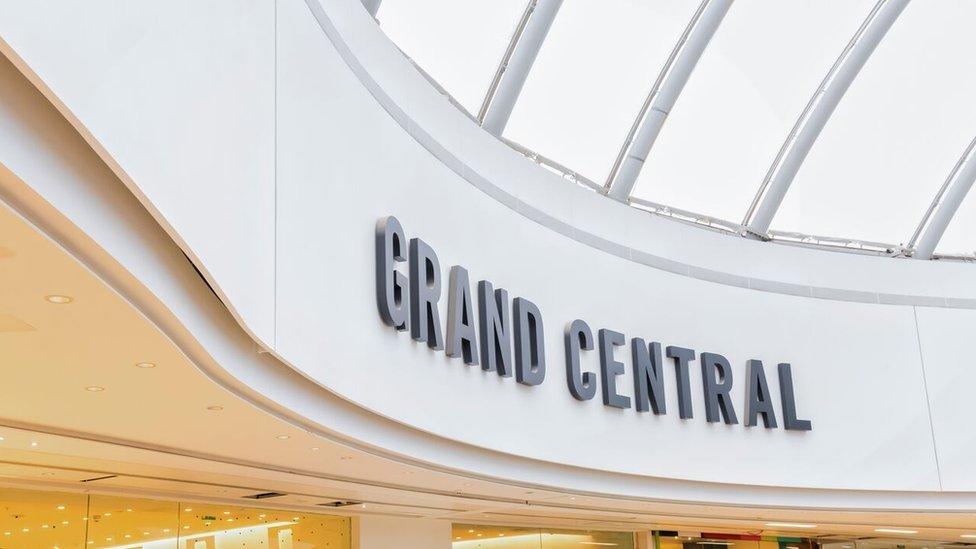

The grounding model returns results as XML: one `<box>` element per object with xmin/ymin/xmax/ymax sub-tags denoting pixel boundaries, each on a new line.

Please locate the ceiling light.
<box><xmin>21</xmin><ymin>528</ymin><xmax>28</xmax><ymax>533</ymax></box>
<box><xmin>184</xmin><ymin>508</ymin><xmax>192</xmax><ymax>512</ymax></box>
<box><xmin>258</xmin><ymin>514</ymin><xmax>266</xmax><ymax>519</ymax></box>
<box><xmin>961</xmin><ymin>535</ymin><xmax>976</xmax><ymax>539</ymax></box>
<box><xmin>85</xmin><ymin>386</ymin><xmax>105</xmax><ymax>392</ymax></box>
<box><xmin>276</xmin><ymin>435</ymin><xmax>290</xmax><ymax>440</ymax></box>
<box><xmin>124</xmin><ymin>534</ymin><xmax>131</xmax><ymax>538</ymax></box>
<box><xmin>227</xmin><ymin>518</ymin><xmax>235</xmax><ymax>523</ymax></box>
<box><xmin>765</xmin><ymin>523</ymin><xmax>817</xmax><ymax>529</ymax></box>
<box><xmin>42</xmin><ymin>524</ymin><xmax>48</xmax><ymax>529</ymax></box>
<box><xmin>292</xmin><ymin>517</ymin><xmax>299</xmax><ymax>521</ymax></box>
<box><xmin>311</xmin><ymin>447</ymin><xmax>320</xmax><ymax>451</ymax></box>
<box><xmin>135</xmin><ymin>362</ymin><xmax>156</xmax><ymax>369</ymax></box>
<box><xmin>104</xmin><ymin>512</ymin><xmax>111</xmax><ymax>516</ymax></box>
<box><xmin>183</xmin><ymin>525</ymin><xmax>189</xmax><ymax>530</ymax></box>
<box><xmin>162</xmin><ymin>529</ymin><xmax>169</xmax><ymax>533</ymax></box>
<box><xmin>143</xmin><ymin>532</ymin><xmax>149</xmax><ymax>535</ymax></box>
<box><xmin>468</xmin><ymin>530</ymin><xmax>474</xmax><ymax>533</ymax></box>
<box><xmin>57</xmin><ymin>505</ymin><xmax>65</xmax><ymax>510</ymax></box>
<box><xmin>223</xmin><ymin>511</ymin><xmax>230</xmax><ymax>515</ymax></box>
<box><xmin>875</xmin><ymin>529</ymin><xmax>917</xmax><ymax>534</ymax></box>
<box><xmin>29</xmin><ymin>441</ymin><xmax>38</xmax><ymax>447</ymax></box>
<box><xmin>0</xmin><ymin>436</ymin><xmax>4</xmax><ymax>441</ymax></box>
<box><xmin>125</xmin><ymin>509</ymin><xmax>132</xmax><ymax>512</ymax></box>
<box><xmin>45</xmin><ymin>295</ymin><xmax>73</xmax><ymax>304</ymax></box>
<box><xmin>206</xmin><ymin>405</ymin><xmax>223</xmax><ymax>411</ymax></box>
<box><xmin>61</xmin><ymin>521</ymin><xmax>68</xmax><ymax>525</ymax></box>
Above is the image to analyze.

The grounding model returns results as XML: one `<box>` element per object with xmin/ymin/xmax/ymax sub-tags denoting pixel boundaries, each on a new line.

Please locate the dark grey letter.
<box><xmin>564</xmin><ymin>319</ymin><xmax>596</xmax><ymax>401</ymax></box>
<box><xmin>745</xmin><ymin>360</ymin><xmax>777</xmax><ymax>428</ymax></box>
<box><xmin>446</xmin><ymin>266</ymin><xmax>478</xmax><ymax>364</ymax></box>
<box><xmin>632</xmin><ymin>339</ymin><xmax>666</xmax><ymax>414</ymax></box>
<box><xmin>666</xmin><ymin>346</ymin><xmax>695</xmax><ymax>419</ymax></box>
<box><xmin>513</xmin><ymin>297</ymin><xmax>545</xmax><ymax>386</ymax></box>
<box><xmin>408</xmin><ymin>237</ymin><xmax>443</xmax><ymax>350</ymax></box>
<box><xmin>779</xmin><ymin>363</ymin><xmax>812</xmax><ymax>431</ymax></box>
<box><xmin>375</xmin><ymin>216</ymin><xmax>409</xmax><ymax>331</ymax></box>
<box><xmin>700</xmin><ymin>352</ymin><xmax>738</xmax><ymax>424</ymax></box>
<box><xmin>478</xmin><ymin>280</ymin><xmax>512</xmax><ymax>377</ymax></box>
<box><xmin>598</xmin><ymin>329</ymin><xmax>630</xmax><ymax>409</ymax></box>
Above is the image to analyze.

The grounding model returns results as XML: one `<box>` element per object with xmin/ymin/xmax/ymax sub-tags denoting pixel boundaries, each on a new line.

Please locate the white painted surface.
<box><xmin>0</xmin><ymin>0</ymin><xmax>277</xmax><ymax>347</ymax></box>
<box><xmin>1</xmin><ymin>0</ymin><xmax>975</xmax><ymax>502</ymax></box>
<box><xmin>354</xmin><ymin>516</ymin><xmax>450</xmax><ymax>549</ymax></box>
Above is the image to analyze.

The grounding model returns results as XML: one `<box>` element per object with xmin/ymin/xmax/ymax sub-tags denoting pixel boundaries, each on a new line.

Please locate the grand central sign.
<box><xmin>375</xmin><ymin>216</ymin><xmax>812</xmax><ymax>431</ymax></box>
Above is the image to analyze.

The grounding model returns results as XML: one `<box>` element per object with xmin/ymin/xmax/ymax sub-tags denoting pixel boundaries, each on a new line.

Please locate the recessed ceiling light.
<box><xmin>183</xmin><ymin>525</ymin><xmax>189</xmax><ymax>530</ymax></box>
<box><xmin>42</xmin><ymin>524</ymin><xmax>49</xmax><ymax>529</ymax></box>
<box><xmin>292</xmin><ymin>517</ymin><xmax>299</xmax><ymax>521</ymax></box>
<box><xmin>206</xmin><ymin>405</ymin><xmax>223</xmax><ymax>411</ymax></box>
<box><xmin>0</xmin><ymin>436</ymin><xmax>5</xmax><ymax>441</ymax></box>
<box><xmin>104</xmin><ymin>512</ymin><xmax>111</xmax><ymax>517</ymax></box>
<box><xmin>124</xmin><ymin>534</ymin><xmax>131</xmax><ymax>538</ymax></box>
<box><xmin>184</xmin><ymin>508</ymin><xmax>192</xmax><ymax>512</ymax></box>
<box><xmin>162</xmin><ymin>529</ymin><xmax>169</xmax><ymax>533</ymax></box>
<box><xmin>125</xmin><ymin>509</ymin><xmax>132</xmax><ymax>512</ymax></box>
<box><xmin>258</xmin><ymin>514</ymin><xmax>266</xmax><ymax>519</ymax></box>
<box><xmin>57</xmin><ymin>505</ymin><xmax>65</xmax><ymax>510</ymax></box>
<box><xmin>143</xmin><ymin>532</ymin><xmax>149</xmax><ymax>535</ymax></box>
<box><xmin>85</xmin><ymin>386</ymin><xmax>105</xmax><ymax>392</ymax></box>
<box><xmin>223</xmin><ymin>511</ymin><xmax>230</xmax><ymax>515</ymax></box>
<box><xmin>61</xmin><ymin>521</ymin><xmax>68</xmax><ymax>525</ymax></box>
<box><xmin>275</xmin><ymin>435</ymin><xmax>290</xmax><ymax>440</ymax></box>
<box><xmin>135</xmin><ymin>362</ymin><xmax>156</xmax><ymax>369</ymax></box>
<box><xmin>227</xmin><ymin>518</ymin><xmax>235</xmax><ymax>523</ymax></box>
<box><xmin>45</xmin><ymin>295</ymin><xmax>73</xmax><ymax>304</ymax></box>
<box><xmin>29</xmin><ymin>441</ymin><xmax>38</xmax><ymax>447</ymax></box>
<box><xmin>875</xmin><ymin>529</ymin><xmax>917</xmax><ymax>534</ymax></box>
<box><xmin>21</xmin><ymin>528</ymin><xmax>28</xmax><ymax>533</ymax></box>
<box><xmin>765</xmin><ymin>523</ymin><xmax>817</xmax><ymax>529</ymax></box>
<box><xmin>311</xmin><ymin>447</ymin><xmax>320</xmax><ymax>451</ymax></box>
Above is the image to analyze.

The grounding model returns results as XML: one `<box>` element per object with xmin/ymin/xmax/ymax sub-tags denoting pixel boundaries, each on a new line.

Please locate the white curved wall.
<box><xmin>2</xmin><ymin>0</ymin><xmax>975</xmax><ymax>503</ymax></box>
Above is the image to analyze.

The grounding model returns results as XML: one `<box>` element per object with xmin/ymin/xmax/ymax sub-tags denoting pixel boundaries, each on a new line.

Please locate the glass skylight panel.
<box><xmin>775</xmin><ymin>1</ymin><xmax>976</xmax><ymax>245</ymax></box>
<box><xmin>377</xmin><ymin>0</ymin><xmax>526</xmax><ymax>114</ymax></box>
<box><xmin>503</xmin><ymin>0</ymin><xmax>702</xmax><ymax>184</ymax></box>
<box><xmin>632</xmin><ymin>0</ymin><xmax>875</xmax><ymax>223</ymax></box>
<box><xmin>936</xmin><ymin>188</ymin><xmax>976</xmax><ymax>256</ymax></box>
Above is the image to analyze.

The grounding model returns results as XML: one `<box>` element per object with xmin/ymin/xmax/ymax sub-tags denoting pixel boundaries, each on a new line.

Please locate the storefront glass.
<box><xmin>452</xmin><ymin>524</ymin><xmax>636</xmax><ymax>549</ymax></box>
<box><xmin>0</xmin><ymin>487</ymin><xmax>350</xmax><ymax>548</ymax></box>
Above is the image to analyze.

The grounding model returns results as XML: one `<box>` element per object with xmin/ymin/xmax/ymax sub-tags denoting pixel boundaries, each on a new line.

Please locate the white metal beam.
<box><xmin>910</xmin><ymin>137</ymin><xmax>976</xmax><ymax>260</ymax></box>
<box><xmin>604</xmin><ymin>0</ymin><xmax>733</xmax><ymax>202</ymax></box>
<box><xmin>743</xmin><ymin>0</ymin><xmax>910</xmax><ymax>236</ymax></box>
<box><xmin>479</xmin><ymin>0</ymin><xmax>563</xmax><ymax>136</ymax></box>
<box><xmin>362</xmin><ymin>0</ymin><xmax>381</xmax><ymax>17</ymax></box>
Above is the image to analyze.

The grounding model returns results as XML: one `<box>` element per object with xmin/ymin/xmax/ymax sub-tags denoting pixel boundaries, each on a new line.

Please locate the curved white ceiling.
<box><xmin>376</xmin><ymin>0</ymin><xmax>976</xmax><ymax>256</ymax></box>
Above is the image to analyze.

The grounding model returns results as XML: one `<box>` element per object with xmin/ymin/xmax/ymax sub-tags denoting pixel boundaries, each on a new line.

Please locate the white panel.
<box><xmin>914</xmin><ymin>306</ymin><xmax>976</xmax><ymax>491</ymax></box>
<box><xmin>276</xmin><ymin>0</ymin><xmax>939</xmax><ymax>491</ymax></box>
<box><xmin>503</xmin><ymin>1</ymin><xmax>701</xmax><ymax>183</ymax></box>
<box><xmin>376</xmin><ymin>0</ymin><xmax>525</xmax><ymax>114</ymax></box>
<box><xmin>776</xmin><ymin>1</ymin><xmax>976</xmax><ymax>244</ymax></box>
<box><xmin>634</xmin><ymin>0</ymin><xmax>874</xmax><ymax>222</ymax></box>
<box><xmin>0</xmin><ymin>0</ymin><xmax>277</xmax><ymax>346</ymax></box>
